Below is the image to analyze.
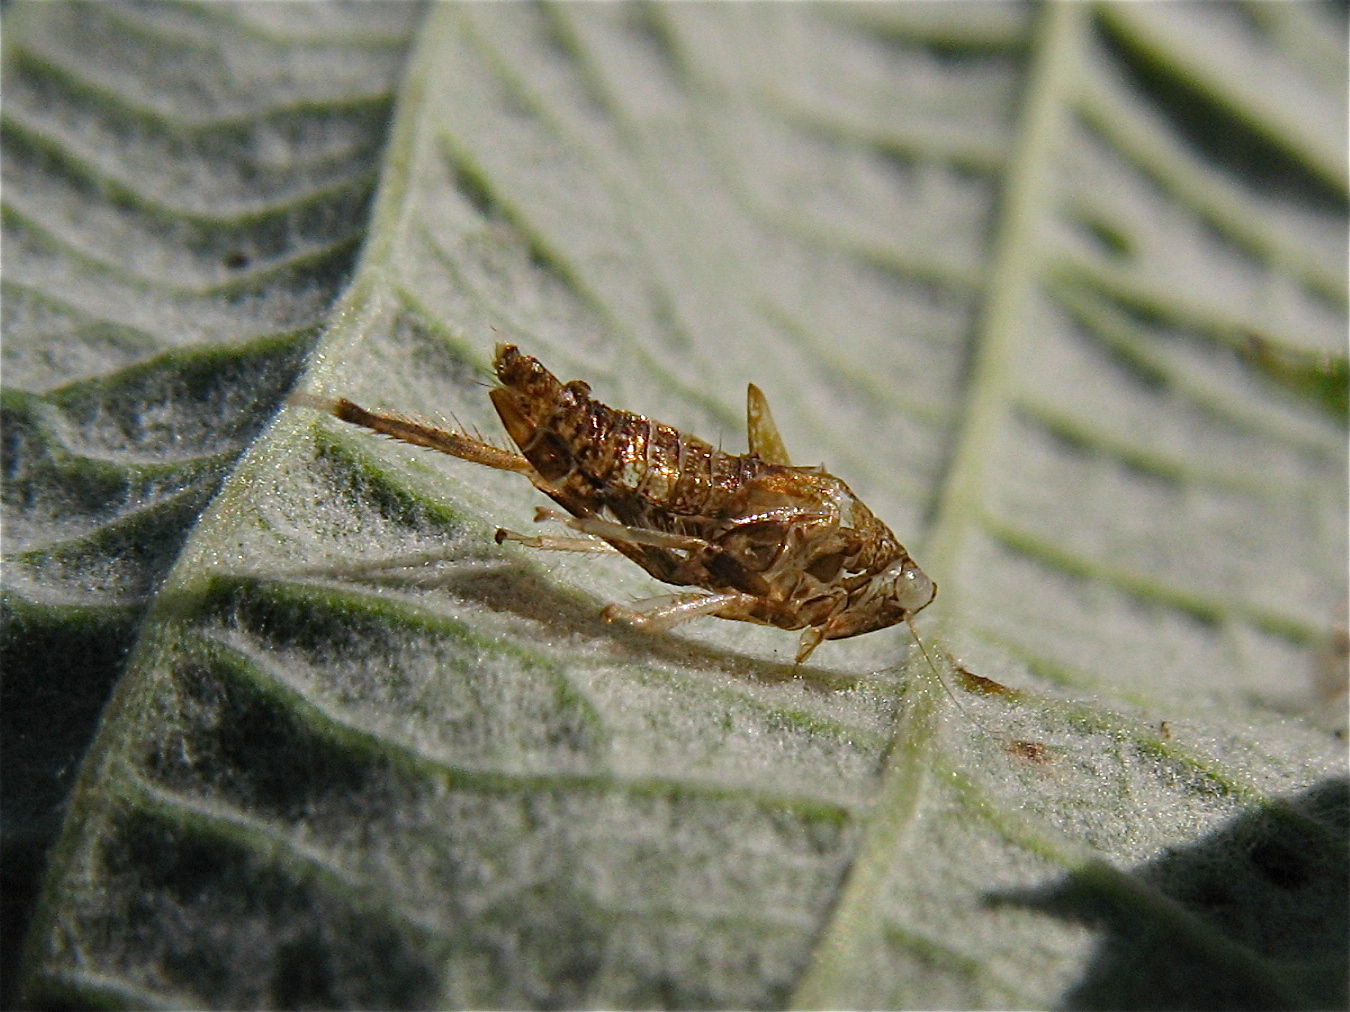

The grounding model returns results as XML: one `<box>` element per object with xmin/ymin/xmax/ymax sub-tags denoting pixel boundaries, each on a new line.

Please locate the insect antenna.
<box><xmin>905</xmin><ymin>617</ymin><xmax>997</xmax><ymax>735</ymax></box>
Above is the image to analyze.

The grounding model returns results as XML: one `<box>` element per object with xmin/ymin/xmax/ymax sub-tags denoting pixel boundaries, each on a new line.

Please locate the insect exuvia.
<box><xmin>298</xmin><ymin>345</ymin><xmax>936</xmax><ymax>663</ymax></box>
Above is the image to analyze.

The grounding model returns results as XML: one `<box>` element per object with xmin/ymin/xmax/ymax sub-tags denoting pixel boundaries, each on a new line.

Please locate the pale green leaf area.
<box><xmin>7</xmin><ymin>2</ymin><xmax>1347</xmax><ymax>1010</ymax></box>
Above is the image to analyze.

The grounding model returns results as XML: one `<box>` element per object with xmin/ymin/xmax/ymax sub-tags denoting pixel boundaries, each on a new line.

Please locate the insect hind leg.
<box><xmin>532</xmin><ymin>507</ymin><xmax>712</xmax><ymax>553</ymax></box>
<box><xmin>292</xmin><ymin>394</ymin><xmax>537</xmax><ymax>476</ymax></box>
<box><xmin>603</xmin><ymin>591</ymin><xmax>755</xmax><ymax>632</ymax></box>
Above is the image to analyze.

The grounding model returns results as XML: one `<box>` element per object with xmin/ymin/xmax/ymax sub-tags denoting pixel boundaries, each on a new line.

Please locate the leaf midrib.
<box><xmin>791</xmin><ymin>7</ymin><xmax>1088</xmax><ymax>1005</ymax></box>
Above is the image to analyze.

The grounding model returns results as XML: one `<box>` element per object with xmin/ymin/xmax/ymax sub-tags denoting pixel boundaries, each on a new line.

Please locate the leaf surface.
<box><xmin>0</xmin><ymin>0</ymin><xmax>420</xmax><ymax>1003</ymax></box>
<box><xmin>10</xmin><ymin>3</ymin><xmax>1347</xmax><ymax>1009</ymax></box>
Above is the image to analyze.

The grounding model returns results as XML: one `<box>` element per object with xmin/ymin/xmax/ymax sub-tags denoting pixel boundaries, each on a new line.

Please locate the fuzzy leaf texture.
<box><xmin>6</xmin><ymin>3</ymin><xmax>1347</xmax><ymax>1010</ymax></box>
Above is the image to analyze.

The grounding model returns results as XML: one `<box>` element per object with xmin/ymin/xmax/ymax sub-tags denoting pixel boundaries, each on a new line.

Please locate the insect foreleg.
<box><xmin>602</xmin><ymin>591</ymin><xmax>755</xmax><ymax>632</ymax></box>
<box><xmin>532</xmin><ymin>507</ymin><xmax>712</xmax><ymax>553</ymax></box>
<box><xmin>795</xmin><ymin>626</ymin><xmax>826</xmax><ymax>664</ymax></box>
<box><xmin>493</xmin><ymin>528</ymin><xmax>617</xmax><ymax>553</ymax></box>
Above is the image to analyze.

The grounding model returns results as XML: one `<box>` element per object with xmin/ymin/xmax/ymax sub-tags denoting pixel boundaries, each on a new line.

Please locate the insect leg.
<box><xmin>602</xmin><ymin>591</ymin><xmax>755</xmax><ymax>632</ymax></box>
<box><xmin>727</xmin><ymin>505</ymin><xmax>831</xmax><ymax>529</ymax></box>
<box><xmin>292</xmin><ymin>394</ymin><xmax>537</xmax><ymax>475</ymax></box>
<box><xmin>532</xmin><ymin>507</ymin><xmax>712</xmax><ymax>553</ymax></box>
<box><xmin>795</xmin><ymin>626</ymin><xmax>826</xmax><ymax>664</ymax></box>
<box><xmin>494</xmin><ymin>528</ymin><xmax>617</xmax><ymax>553</ymax></box>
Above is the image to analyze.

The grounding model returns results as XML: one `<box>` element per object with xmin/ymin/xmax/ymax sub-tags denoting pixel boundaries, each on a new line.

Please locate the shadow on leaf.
<box><xmin>328</xmin><ymin>557</ymin><xmax>885</xmax><ymax>693</ymax></box>
<box><xmin>988</xmin><ymin>779</ymin><xmax>1349</xmax><ymax>1010</ymax></box>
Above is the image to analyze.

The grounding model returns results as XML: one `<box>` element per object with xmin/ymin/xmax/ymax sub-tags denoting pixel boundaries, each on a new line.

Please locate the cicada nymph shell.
<box><xmin>301</xmin><ymin>345</ymin><xmax>935</xmax><ymax>662</ymax></box>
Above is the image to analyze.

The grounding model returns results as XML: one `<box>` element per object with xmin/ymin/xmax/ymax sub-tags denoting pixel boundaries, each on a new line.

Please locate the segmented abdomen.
<box><xmin>490</xmin><ymin>345</ymin><xmax>757</xmax><ymax>519</ymax></box>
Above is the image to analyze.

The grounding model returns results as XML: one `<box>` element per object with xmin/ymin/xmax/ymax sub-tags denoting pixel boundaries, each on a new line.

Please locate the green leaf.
<box><xmin>0</xmin><ymin>0</ymin><xmax>421</xmax><ymax>1004</ymax></box>
<box><xmin>9</xmin><ymin>2</ymin><xmax>1347</xmax><ymax>1009</ymax></box>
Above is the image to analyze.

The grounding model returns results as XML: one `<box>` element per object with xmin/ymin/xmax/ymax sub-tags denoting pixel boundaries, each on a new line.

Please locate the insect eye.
<box><xmin>892</xmin><ymin>564</ymin><xmax>935</xmax><ymax>613</ymax></box>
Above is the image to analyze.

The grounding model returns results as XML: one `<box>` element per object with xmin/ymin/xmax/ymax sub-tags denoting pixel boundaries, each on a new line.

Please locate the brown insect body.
<box><xmin>312</xmin><ymin>345</ymin><xmax>935</xmax><ymax>661</ymax></box>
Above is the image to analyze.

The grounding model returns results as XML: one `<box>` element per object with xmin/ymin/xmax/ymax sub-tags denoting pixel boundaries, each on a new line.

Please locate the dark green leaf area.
<box><xmin>84</xmin><ymin>806</ymin><xmax>441</xmax><ymax>1011</ymax></box>
<box><xmin>42</xmin><ymin>337</ymin><xmax>316</xmax><ymax>459</ymax></box>
<box><xmin>88</xmin><ymin>779</ymin><xmax>849</xmax><ymax>1008</ymax></box>
<box><xmin>142</xmin><ymin>646</ymin><xmax>373</xmax><ymax>823</ymax></box>
<box><xmin>4</xmin><ymin>336</ymin><xmax>313</xmax><ymax>605</ymax></box>
<box><xmin>1236</xmin><ymin>337</ymin><xmax>1349</xmax><ymax>425</ymax></box>
<box><xmin>3</xmin><ymin>337</ymin><xmax>312</xmax><ymax>536</ymax></box>
<box><xmin>4</xmin><ymin>1</ymin><xmax>424</xmax><ymax>1005</ymax></box>
<box><xmin>994</xmin><ymin>780</ymin><xmax>1349</xmax><ymax>1011</ymax></box>
<box><xmin>2</xmin><ymin>599</ymin><xmax>139</xmax><ymax>833</ymax></box>
<box><xmin>12</xmin><ymin>487</ymin><xmax>219</xmax><ymax>605</ymax></box>
<box><xmin>102</xmin><ymin>578</ymin><xmax>863</xmax><ymax>1007</ymax></box>
<box><xmin>1095</xmin><ymin>8</ymin><xmax>1347</xmax><ymax>208</ymax></box>
<box><xmin>1</xmin><ymin>337</ymin><xmax>315</xmax><ymax>1006</ymax></box>
<box><xmin>170</xmin><ymin>579</ymin><xmax>602</xmax><ymax>779</ymax></box>
<box><xmin>309</xmin><ymin>432</ymin><xmax>472</xmax><ymax>544</ymax></box>
<box><xmin>4</xmin><ymin>398</ymin><xmax>218</xmax><ymax>532</ymax></box>
<box><xmin>4</xmin><ymin>468</ymin><xmax>223</xmax><ymax>601</ymax></box>
<box><xmin>0</xmin><ymin>599</ymin><xmax>140</xmax><ymax>1006</ymax></box>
